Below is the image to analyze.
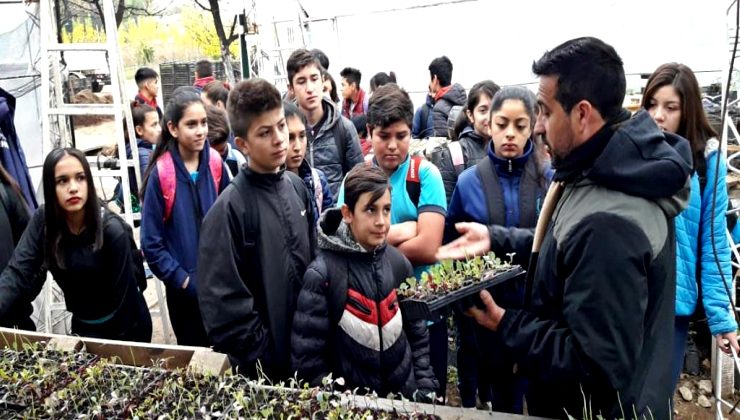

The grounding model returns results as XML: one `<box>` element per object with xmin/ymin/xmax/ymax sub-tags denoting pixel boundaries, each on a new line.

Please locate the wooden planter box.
<box><xmin>0</xmin><ymin>328</ymin><xmax>547</xmax><ymax>419</ymax></box>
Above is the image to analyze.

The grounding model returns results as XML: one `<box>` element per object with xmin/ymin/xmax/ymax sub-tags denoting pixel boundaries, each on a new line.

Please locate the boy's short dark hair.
<box><xmin>283</xmin><ymin>100</ymin><xmax>307</xmax><ymax>126</ymax></box>
<box><xmin>340</xmin><ymin>67</ymin><xmax>362</xmax><ymax>88</ymax></box>
<box><xmin>343</xmin><ymin>165</ymin><xmax>390</xmax><ymax>213</ymax></box>
<box><xmin>205</xmin><ymin>105</ymin><xmax>230</xmax><ymax>146</ymax></box>
<box><xmin>227</xmin><ymin>78</ymin><xmax>283</xmax><ymax>139</ymax></box>
<box><xmin>195</xmin><ymin>60</ymin><xmax>214</xmax><ymax>78</ymax></box>
<box><xmin>351</xmin><ymin>114</ymin><xmax>367</xmax><ymax>138</ymax></box>
<box><xmin>287</xmin><ymin>49</ymin><xmax>322</xmax><ymax>86</ymax></box>
<box><xmin>134</xmin><ymin>67</ymin><xmax>158</xmax><ymax>86</ymax></box>
<box><xmin>203</xmin><ymin>81</ymin><xmax>230</xmax><ymax>106</ymax></box>
<box><xmin>532</xmin><ymin>37</ymin><xmax>625</xmax><ymax>121</ymax></box>
<box><xmin>310</xmin><ymin>48</ymin><xmax>330</xmax><ymax>70</ymax></box>
<box><xmin>428</xmin><ymin>56</ymin><xmax>453</xmax><ymax>87</ymax></box>
<box><xmin>366</xmin><ymin>83</ymin><xmax>413</xmax><ymax>130</ymax></box>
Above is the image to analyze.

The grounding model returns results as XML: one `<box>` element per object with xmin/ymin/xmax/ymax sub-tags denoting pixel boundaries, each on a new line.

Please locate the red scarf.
<box><xmin>194</xmin><ymin>76</ymin><xmax>216</xmax><ymax>89</ymax></box>
<box><xmin>135</xmin><ymin>93</ymin><xmax>158</xmax><ymax>110</ymax></box>
<box><xmin>433</xmin><ymin>85</ymin><xmax>452</xmax><ymax>102</ymax></box>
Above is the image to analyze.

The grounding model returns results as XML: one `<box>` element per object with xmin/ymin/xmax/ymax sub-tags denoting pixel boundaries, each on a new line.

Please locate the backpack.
<box><xmin>325</xmin><ymin>246</ymin><xmax>410</xmax><ymax>326</ymax></box>
<box><xmin>157</xmin><ymin>149</ymin><xmax>223</xmax><ymax>222</ymax></box>
<box><xmin>366</xmin><ymin>154</ymin><xmax>423</xmax><ymax>208</ymax></box>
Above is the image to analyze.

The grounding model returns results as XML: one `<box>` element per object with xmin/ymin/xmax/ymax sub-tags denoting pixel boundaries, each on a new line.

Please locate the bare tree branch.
<box><xmin>193</xmin><ymin>0</ymin><xmax>211</xmax><ymax>12</ymax></box>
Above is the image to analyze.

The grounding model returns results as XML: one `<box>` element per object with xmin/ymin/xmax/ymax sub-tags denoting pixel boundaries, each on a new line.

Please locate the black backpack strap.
<box><xmin>517</xmin><ymin>157</ymin><xmax>541</xmax><ymax>228</ymax></box>
<box><xmin>332</xmin><ymin>119</ymin><xmax>349</xmax><ymax>174</ymax></box>
<box><xmin>385</xmin><ymin>245</ymin><xmax>412</xmax><ymax>287</ymax></box>
<box><xmin>476</xmin><ymin>158</ymin><xmax>506</xmax><ymax>226</ymax></box>
<box><xmin>322</xmin><ymin>250</ymin><xmax>349</xmax><ymax>326</ymax></box>
<box><xmin>231</xmin><ymin>170</ymin><xmax>261</xmax><ymax>235</ymax></box>
<box><xmin>405</xmin><ymin>155</ymin><xmax>423</xmax><ymax>209</ymax></box>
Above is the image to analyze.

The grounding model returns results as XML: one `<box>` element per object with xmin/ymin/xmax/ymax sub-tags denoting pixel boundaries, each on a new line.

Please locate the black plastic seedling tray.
<box><xmin>399</xmin><ymin>266</ymin><xmax>525</xmax><ymax>321</ymax></box>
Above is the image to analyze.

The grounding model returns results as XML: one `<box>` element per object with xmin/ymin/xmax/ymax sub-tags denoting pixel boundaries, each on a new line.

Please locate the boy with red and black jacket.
<box><xmin>291</xmin><ymin>165</ymin><xmax>438</xmax><ymax>400</ymax></box>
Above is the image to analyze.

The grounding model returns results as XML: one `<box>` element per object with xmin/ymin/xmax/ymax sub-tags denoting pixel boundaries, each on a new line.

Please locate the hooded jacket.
<box><xmin>675</xmin><ymin>139</ymin><xmax>736</xmax><ymax>335</ymax></box>
<box><xmin>0</xmin><ymin>181</ymin><xmax>34</xmax><ymax>330</ymax></box>
<box><xmin>446</xmin><ymin>139</ymin><xmax>548</xmax><ymax>267</ymax></box>
<box><xmin>433</xmin><ymin>126</ymin><xmax>490</xmax><ymax>202</ymax></box>
<box><xmin>412</xmin><ymin>94</ymin><xmax>435</xmax><ymax>139</ymax></box>
<box><xmin>140</xmin><ymin>145</ymin><xmax>230</xmax><ymax>293</ymax></box>
<box><xmin>497</xmin><ymin>110</ymin><xmax>692</xmax><ymax>419</ymax></box>
<box><xmin>291</xmin><ymin>209</ymin><xmax>438</xmax><ymax>398</ymax></box>
<box><xmin>0</xmin><ymin>88</ymin><xmax>37</xmax><ymax>208</ymax></box>
<box><xmin>307</xmin><ymin>98</ymin><xmax>364</xmax><ymax>198</ymax></box>
<box><xmin>197</xmin><ymin>167</ymin><xmax>316</xmax><ymax>380</ymax></box>
<box><xmin>431</xmin><ymin>83</ymin><xmax>467</xmax><ymax>138</ymax></box>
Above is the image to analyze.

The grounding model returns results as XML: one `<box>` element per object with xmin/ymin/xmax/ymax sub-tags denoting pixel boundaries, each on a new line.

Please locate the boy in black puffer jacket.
<box><xmin>291</xmin><ymin>165</ymin><xmax>438</xmax><ymax>400</ymax></box>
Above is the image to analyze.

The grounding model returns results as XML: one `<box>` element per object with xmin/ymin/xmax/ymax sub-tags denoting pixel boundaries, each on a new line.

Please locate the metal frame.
<box><xmin>37</xmin><ymin>0</ymin><xmax>171</xmax><ymax>343</ymax></box>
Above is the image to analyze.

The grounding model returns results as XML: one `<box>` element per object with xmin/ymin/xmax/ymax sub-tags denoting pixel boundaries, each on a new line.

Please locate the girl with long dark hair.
<box><xmin>0</xmin><ymin>148</ymin><xmax>151</xmax><ymax>341</ymax></box>
<box><xmin>445</xmin><ymin>86</ymin><xmax>551</xmax><ymax>412</ymax></box>
<box><xmin>642</xmin><ymin>63</ymin><xmax>739</xmax><ymax>394</ymax></box>
<box><xmin>140</xmin><ymin>87</ymin><xmax>229</xmax><ymax>346</ymax></box>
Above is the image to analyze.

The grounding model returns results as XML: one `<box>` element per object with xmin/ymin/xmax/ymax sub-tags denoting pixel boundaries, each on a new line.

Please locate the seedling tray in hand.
<box><xmin>399</xmin><ymin>266</ymin><xmax>525</xmax><ymax>321</ymax></box>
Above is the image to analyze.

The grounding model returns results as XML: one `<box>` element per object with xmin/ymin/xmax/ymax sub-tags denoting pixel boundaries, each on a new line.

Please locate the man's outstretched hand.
<box><xmin>435</xmin><ymin>222</ymin><xmax>491</xmax><ymax>261</ymax></box>
<box><xmin>466</xmin><ymin>290</ymin><xmax>506</xmax><ymax>331</ymax></box>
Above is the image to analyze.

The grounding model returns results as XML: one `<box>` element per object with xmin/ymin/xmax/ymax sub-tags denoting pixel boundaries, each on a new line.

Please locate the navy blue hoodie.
<box><xmin>141</xmin><ymin>145</ymin><xmax>229</xmax><ymax>293</ymax></box>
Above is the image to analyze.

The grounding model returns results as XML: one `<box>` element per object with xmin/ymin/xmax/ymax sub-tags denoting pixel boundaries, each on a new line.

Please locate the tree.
<box><xmin>193</xmin><ymin>0</ymin><xmax>239</xmax><ymax>85</ymax></box>
<box><xmin>60</xmin><ymin>0</ymin><xmax>169</xmax><ymax>28</ymax></box>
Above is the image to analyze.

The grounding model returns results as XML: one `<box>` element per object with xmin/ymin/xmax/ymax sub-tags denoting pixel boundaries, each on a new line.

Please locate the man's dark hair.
<box><xmin>287</xmin><ymin>49</ymin><xmax>322</xmax><ymax>86</ymax></box>
<box><xmin>310</xmin><ymin>48</ymin><xmax>330</xmax><ymax>70</ymax></box>
<box><xmin>532</xmin><ymin>37</ymin><xmax>625</xmax><ymax>121</ymax></box>
<box><xmin>428</xmin><ymin>56</ymin><xmax>453</xmax><ymax>87</ymax></box>
<box><xmin>205</xmin><ymin>105</ymin><xmax>230</xmax><ymax>146</ymax></box>
<box><xmin>195</xmin><ymin>59</ymin><xmax>214</xmax><ymax>78</ymax></box>
<box><xmin>370</xmin><ymin>71</ymin><xmax>396</xmax><ymax>92</ymax></box>
<box><xmin>343</xmin><ymin>165</ymin><xmax>390</xmax><ymax>213</ymax></box>
<box><xmin>227</xmin><ymin>78</ymin><xmax>282</xmax><ymax>139</ymax></box>
<box><xmin>366</xmin><ymin>83</ymin><xmax>413</xmax><ymax>130</ymax></box>
<box><xmin>340</xmin><ymin>67</ymin><xmax>362</xmax><ymax>88</ymax></box>
<box><xmin>283</xmin><ymin>100</ymin><xmax>307</xmax><ymax>126</ymax></box>
<box><xmin>134</xmin><ymin>67</ymin><xmax>158</xmax><ymax>86</ymax></box>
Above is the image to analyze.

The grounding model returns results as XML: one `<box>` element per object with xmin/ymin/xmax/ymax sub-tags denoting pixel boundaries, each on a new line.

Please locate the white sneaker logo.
<box><xmin>300</xmin><ymin>209</ymin><xmax>306</xmax><ymax>216</ymax></box>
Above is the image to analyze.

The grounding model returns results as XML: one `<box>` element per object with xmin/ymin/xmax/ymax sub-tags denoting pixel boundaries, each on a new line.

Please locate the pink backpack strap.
<box><xmin>207</xmin><ymin>148</ymin><xmax>223</xmax><ymax>193</ymax></box>
<box><xmin>156</xmin><ymin>151</ymin><xmax>177</xmax><ymax>222</ymax></box>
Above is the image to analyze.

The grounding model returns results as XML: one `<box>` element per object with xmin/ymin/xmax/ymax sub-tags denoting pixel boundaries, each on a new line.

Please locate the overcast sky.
<box><xmin>253</xmin><ymin>0</ymin><xmax>730</xmax><ymax>99</ymax></box>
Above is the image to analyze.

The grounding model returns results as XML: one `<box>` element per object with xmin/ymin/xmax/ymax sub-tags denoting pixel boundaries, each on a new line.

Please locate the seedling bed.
<box><xmin>34</xmin><ymin>363</ymin><xmax>167</xmax><ymax>419</ymax></box>
<box><xmin>0</xmin><ymin>344</ymin><xmax>98</xmax><ymax>412</ymax></box>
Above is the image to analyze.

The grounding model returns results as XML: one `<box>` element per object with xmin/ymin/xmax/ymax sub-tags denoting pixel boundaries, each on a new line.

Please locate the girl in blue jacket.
<box><xmin>445</xmin><ymin>86</ymin><xmax>550</xmax><ymax>412</ymax></box>
<box><xmin>141</xmin><ymin>88</ymin><xmax>229</xmax><ymax>346</ymax></box>
<box><xmin>642</xmin><ymin>63</ymin><xmax>739</xmax><ymax>392</ymax></box>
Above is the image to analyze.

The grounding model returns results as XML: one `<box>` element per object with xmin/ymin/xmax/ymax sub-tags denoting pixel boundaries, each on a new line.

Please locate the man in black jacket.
<box><xmin>438</xmin><ymin>37</ymin><xmax>692</xmax><ymax>419</ymax></box>
<box><xmin>197</xmin><ymin>79</ymin><xmax>316</xmax><ymax>380</ymax></box>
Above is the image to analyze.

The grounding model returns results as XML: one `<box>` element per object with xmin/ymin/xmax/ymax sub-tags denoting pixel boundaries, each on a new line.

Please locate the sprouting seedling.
<box><xmin>506</xmin><ymin>252</ymin><xmax>516</xmax><ymax>264</ymax></box>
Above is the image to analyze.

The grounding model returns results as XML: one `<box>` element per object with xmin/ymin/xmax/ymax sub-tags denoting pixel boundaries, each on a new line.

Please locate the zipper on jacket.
<box><xmin>508</xmin><ymin>159</ymin><xmax>513</xmax><ymax>173</ymax></box>
<box><xmin>373</xmin><ymin>248</ymin><xmax>385</xmax><ymax>393</ymax></box>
